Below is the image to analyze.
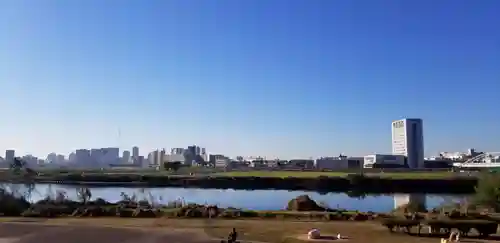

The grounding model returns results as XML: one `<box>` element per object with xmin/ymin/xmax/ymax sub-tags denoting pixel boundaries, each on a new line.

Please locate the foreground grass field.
<box><xmin>214</xmin><ymin>170</ymin><xmax>460</xmax><ymax>179</ymax></box>
<box><xmin>31</xmin><ymin>217</ymin><xmax>492</xmax><ymax>243</ymax></box>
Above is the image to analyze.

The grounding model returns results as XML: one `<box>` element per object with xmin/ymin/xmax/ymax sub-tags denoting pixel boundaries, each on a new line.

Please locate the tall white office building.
<box><xmin>392</xmin><ymin>118</ymin><xmax>424</xmax><ymax>169</ymax></box>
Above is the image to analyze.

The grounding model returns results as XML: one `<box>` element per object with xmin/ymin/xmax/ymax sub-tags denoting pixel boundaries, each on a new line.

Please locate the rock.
<box><xmin>308</xmin><ymin>229</ymin><xmax>321</xmax><ymax>239</ymax></box>
<box><xmin>286</xmin><ymin>195</ymin><xmax>325</xmax><ymax>211</ymax></box>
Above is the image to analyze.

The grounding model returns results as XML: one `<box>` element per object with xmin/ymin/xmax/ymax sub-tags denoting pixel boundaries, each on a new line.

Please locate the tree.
<box><xmin>76</xmin><ymin>187</ymin><xmax>92</xmax><ymax>204</ymax></box>
<box><xmin>55</xmin><ymin>190</ymin><xmax>67</xmax><ymax>203</ymax></box>
<box><xmin>9</xmin><ymin>157</ymin><xmax>25</xmax><ymax>174</ymax></box>
<box><xmin>473</xmin><ymin>171</ymin><xmax>500</xmax><ymax>212</ymax></box>
<box><xmin>164</xmin><ymin>161</ymin><xmax>182</xmax><ymax>172</ymax></box>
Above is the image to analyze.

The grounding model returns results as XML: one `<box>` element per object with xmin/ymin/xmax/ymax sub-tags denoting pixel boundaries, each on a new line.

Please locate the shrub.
<box><xmin>0</xmin><ymin>189</ymin><xmax>31</xmax><ymax>216</ymax></box>
<box><xmin>380</xmin><ymin>218</ymin><xmax>420</xmax><ymax>232</ymax></box>
<box><xmin>473</xmin><ymin>172</ymin><xmax>500</xmax><ymax>212</ymax></box>
<box><xmin>324</xmin><ymin>213</ymin><xmax>344</xmax><ymax>221</ymax></box>
<box><xmin>425</xmin><ymin>219</ymin><xmax>498</xmax><ymax>236</ymax></box>
<box><xmin>346</xmin><ymin>173</ymin><xmax>367</xmax><ymax>184</ymax></box>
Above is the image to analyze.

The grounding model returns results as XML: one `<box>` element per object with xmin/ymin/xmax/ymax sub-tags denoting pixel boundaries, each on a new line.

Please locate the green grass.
<box><xmin>214</xmin><ymin>170</ymin><xmax>461</xmax><ymax>179</ymax></box>
<box><xmin>214</xmin><ymin>171</ymin><xmax>349</xmax><ymax>178</ymax></box>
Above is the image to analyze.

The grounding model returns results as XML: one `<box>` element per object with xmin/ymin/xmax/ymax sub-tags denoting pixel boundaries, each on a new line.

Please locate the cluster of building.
<box><xmin>214</xmin><ymin>118</ymin><xmax>427</xmax><ymax>170</ymax></box>
<box><xmin>0</xmin><ymin>118</ymin><xmax>492</xmax><ymax>170</ymax></box>
<box><xmin>0</xmin><ymin>145</ymin><xmax>210</xmax><ymax>170</ymax></box>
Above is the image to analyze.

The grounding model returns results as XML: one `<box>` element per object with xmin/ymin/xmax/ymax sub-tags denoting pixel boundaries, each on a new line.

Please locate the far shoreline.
<box><xmin>0</xmin><ymin>171</ymin><xmax>478</xmax><ymax>194</ymax></box>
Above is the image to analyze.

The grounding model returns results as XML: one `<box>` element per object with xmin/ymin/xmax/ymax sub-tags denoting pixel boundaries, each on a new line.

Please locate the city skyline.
<box><xmin>1</xmin><ymin>1</ymin><xmax>499</xmax><ymax>159</ymax></box>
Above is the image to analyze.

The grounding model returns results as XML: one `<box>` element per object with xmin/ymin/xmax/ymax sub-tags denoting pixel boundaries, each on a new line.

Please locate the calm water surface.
<box><xmin>3</xmin><ymin>184</ymin><xmax>467</xmax><ymax>212</ymax></box>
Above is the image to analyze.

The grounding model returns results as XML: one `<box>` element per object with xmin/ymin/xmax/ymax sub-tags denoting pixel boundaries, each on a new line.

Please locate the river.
<box><xmin>2</xmin><ymin>183</ymin><xmax>468</xmax><ymax>212</ymax></box>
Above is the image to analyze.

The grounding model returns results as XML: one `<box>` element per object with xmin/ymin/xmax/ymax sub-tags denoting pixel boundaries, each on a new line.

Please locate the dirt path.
<box><xmin>0</xmin><ymin>222</ymin><xmax>217</xmax><ymax>243</ymax></box>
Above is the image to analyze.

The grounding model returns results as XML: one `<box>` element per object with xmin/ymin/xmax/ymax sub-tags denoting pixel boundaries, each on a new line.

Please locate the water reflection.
<box><xmin>0</xmin><ymin>183</ymin><xmax>467</xmax><ymax>213</ymax></box>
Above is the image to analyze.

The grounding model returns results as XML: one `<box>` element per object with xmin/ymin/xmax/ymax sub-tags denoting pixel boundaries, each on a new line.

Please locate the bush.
<box><xmin>0</xmin><ymin>189</ymin><xmax>31</xmax><ymax>216</ymax></box>
<box><xmin>473</xmin><ymin>172</ymin><xmax>500</xmax><ymax>212</ymax></box>
<box><xmin>380</xmin><ymin>218</ymin><xmax>420</xmax><ymax>232</ymax></box>
<box><xmin>346</xmin><ymin>173</ymin><xmax>367</xmax><ymax>184</ymax></box>
<box><xmin>425</xmin><ymin>219</ymin><xmax>498</xmax><ymax>236</ymax></box>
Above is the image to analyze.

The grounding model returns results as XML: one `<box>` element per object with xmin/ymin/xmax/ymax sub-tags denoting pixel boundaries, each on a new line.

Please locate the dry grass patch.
<box><xmin>43</xmin><ymin>218</ymin><xmax>441</xmax><ymax>243</ymax></box>
<box><xmin>37</xmin><ymin>218</ymin><xmax>499</xmax><ymax>243</ymax></box>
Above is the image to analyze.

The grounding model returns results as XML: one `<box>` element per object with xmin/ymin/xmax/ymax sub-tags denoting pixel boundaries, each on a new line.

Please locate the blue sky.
<box><xmin>1</xmin><ymin>0</ymin><xmax>499</xmax><ymax>159</ymax></box>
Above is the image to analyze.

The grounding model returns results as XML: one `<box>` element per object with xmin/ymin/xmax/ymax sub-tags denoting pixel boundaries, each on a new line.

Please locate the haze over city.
<box><xmin>1</xmin><ymin>0</ymin><xmax>499</xmax><ymax>159</ymax></box>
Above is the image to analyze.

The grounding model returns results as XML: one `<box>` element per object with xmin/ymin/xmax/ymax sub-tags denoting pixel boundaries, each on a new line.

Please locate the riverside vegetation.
<box><xmin>0</xmin><ymin>170</ymin><xmax>477</xmax><ymax>193</ymax></box>
<box><xmin>0</xmin><ymin>158</ymin><xmax>477</xmax><ymax>193</ymax></box>
<box><xmin>2</xmin><ymin>171</ymin><xmax>500</xmax><ymax>240</ymax></box>
<box><xmin>3</xmin><ymin>160</ymin><xmax>500</xmax><ymax>241</ymax></box>
<box><xmin>0</xmin><ymin>174</ymin><xmax>500</xmax><ymax>236</ymax></box>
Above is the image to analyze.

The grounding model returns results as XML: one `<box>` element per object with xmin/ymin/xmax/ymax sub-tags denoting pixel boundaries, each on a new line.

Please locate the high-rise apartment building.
<box><xmin>122</xmin><ymin>150</ymin><xmax>131</xmax><ymax>164</ymax></box>
<box><xmin>75</xmin><ymin>149</ymin><xmax>91</xmax><ymax>166</ymax></box>
<box><xmin>5</xmin><ymin>150</ymin><xmax>15</xmax><ymax>164</ymax></box>
<box><xmin>132</xmin><ymin>146</ymin><xmax>139</xmax><ymax>158</ymax></box>
<box><xmin>171</xmin><ymin>148</ymin><xmax>185</xmax><ymax>155</ymax></box>
<box><xmin>147</xmin><ymin>149</ymin><xmax>166</xmax><ymax>167</ymax></box>
<box><xmin>392</xmin><ymin>118</ymin><xmax>424</xmax><ymax>169</ymax></box>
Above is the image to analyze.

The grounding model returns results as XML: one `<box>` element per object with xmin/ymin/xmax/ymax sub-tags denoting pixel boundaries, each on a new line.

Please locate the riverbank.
<box><xmin>0</xmin><ymin>218</ymin><xmax>453</xmax><ymax>243</ymax></box>
<box><xmin>1</xmin><ymin>172</ymin><xmax>498</xmax><ymax>242</ymax></box>
<box><xmin>12</xmin><ymin>172</ymin><xmax>477</xmax><ymax>193</ymax></box>
<box><xmin>2</xmin><ymin>194</ymin><xmax>500</xmax><ymax>243</ymax></box>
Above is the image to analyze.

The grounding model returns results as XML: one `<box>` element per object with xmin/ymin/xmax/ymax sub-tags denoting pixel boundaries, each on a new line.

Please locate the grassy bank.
<box><xmin>2</xmin><ymin>172</ymin><xmax>500</xmax><ymax>243</ymax></box>
<box><xmin>1</xmin><ymin>175</ymin><xmax>500</xmax><ymax>243</ymax></box>
<box><xmin>37</xmin><ymin>218</ymin><xmax>434</xmax><ymax>243</ymax></box>
<box><xmin>214</xmin><ymin>170</ymin><xmax>459</xmax><ymax>179</ymax></box>
<box><xmin>1</xmin><ymin>170</ymin><xmax>477</xmax><ymax>193</ymax></box>
<box><xmin>2</xmin><ymin>191</ymin><xmax>500</xmax><ymax>243</ymax></box>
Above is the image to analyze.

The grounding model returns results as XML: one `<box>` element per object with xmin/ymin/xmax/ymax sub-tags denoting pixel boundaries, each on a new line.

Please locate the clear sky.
<box><xmin>1</xmin><ymin>0</ymin><xmax>499</xmax><ymax>159</ymax></box>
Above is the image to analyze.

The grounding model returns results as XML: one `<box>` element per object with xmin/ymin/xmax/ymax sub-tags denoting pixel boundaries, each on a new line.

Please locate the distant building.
<box><xmin>100</xmin><ymin>147</ymin><xmax>120</xmax><ymax>166</ymax></box>
<box><xmin>148</xmin><ymin>149</ymin><xmax>166</xmax><ymax>168</ymax></box>
<box><xmin>316</xmin><ymin>156</ymin><xmax>364</xmax><ymax>170</ymax></box>
<box><xmin>68</xmin><ymin>152</ymin><xmax>76</xmax><ymax>162</ymax></box>
<box><xmin>21</xmin><ymin>155</ymin><xmax>38</xmax><ymax>167</ymax></box>
<box><xmin>56</xmin><ymin>154</ymin><xmax>65</xmax><ymax>164</ymax></box>
<box><xmin>46</xmin><ymin>153</ymin><xmax>57</xmax><ymax>163</ymax></box>
<box><xmin>132</xmin><ymin>146</ymin><xmax>139</xmax><ymax>158</ymax></box>
<box><xmin>392</xmin><ymin>118</ymin><xmax>424</xmax><ymax>169</ymax></box>
<box><xmin>288</xmin><ymin>159</ymin><xmax>314</xmax><ymax>169</ymax></box>
<box><xmin>164</xmin><ymin>153</ymin><xmax>184</xmax><ymax>163</ymax></box>
<box><xmin>209</xmin><ymin>154</ymin><xmax>226</xmax><ymax>165</ymax></box>
<box><xmin>171</xmin><ymin>148</ymin><xmax>185</xmax><ymax>155</ymax></box>
<box><xmin>148</xmin><ymin>151</ymin><xmax>157</xmax><ymax>165</ymax></box>
<box><xmin>122</xmin><ymin>150</ymin><xmax>131</xmax><ymax>164</ymax></box>
<box><xmin>215</xmin><ymin>156</ymin><xmax>231</xmax><ymax>168</ymax></box>
<box><xmin>316</xmin><ymin>157</ymin><xmax>348</xmax><ymax>170</ymax></box>
<box><xmin>75</xmin><ymin>149</ymin><xmax>91</xmax><ymax>167</ymax></box>
<box><xmin>5</xmin><ymin>150</ymin><xmax>15</xmax><ymax>164</ymax></box>
<box><xmin>363</xmin><ymin>154</ymin><xmax>406</xmax><ymax>168</ymax></box>
<box><xmin>424</xmin><ymin>159</ymin><xmax>453</xmax><ymax>168</ymax></box>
